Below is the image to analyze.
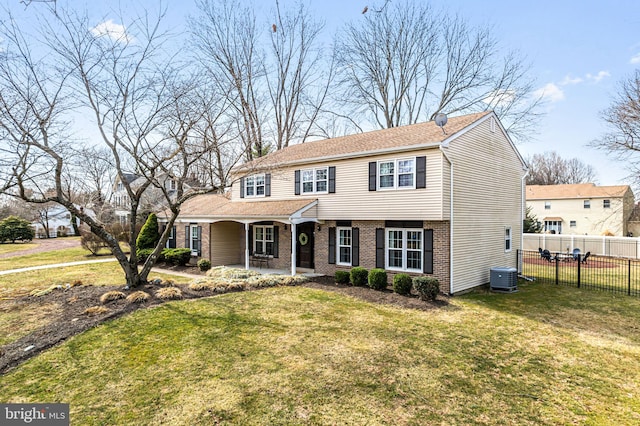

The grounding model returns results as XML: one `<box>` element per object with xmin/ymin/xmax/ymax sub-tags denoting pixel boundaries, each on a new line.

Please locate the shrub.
<box><xmin>100</xmin><ymin>291</ymin><xmax>126</xmax><ymax>304</ymax></box>
<box><xmin>350</xmin><ymin>267</ymin><xmax>368</xmax><ymax>287</ymax></box>
<box><xmin>335</xmin><ymin>270</ymin><xmax>350</xmax><ymax>284</ymax></box>
<box><xmin>80</xmin><ymin>226</ymin><xmax>108</xmax><ymax>255</ymax></box>
<box><xmin>83</xmin><ymin>306</ymin><xmax>110</xmax><ymax>316</ymax></box>
<box><xmin>413</xmin><ymin>277</ymin><xmax>440</xmax><ymax>301</ymax></box>
<box><xmin>136</xmin><ymin>213</ymin><xmax>160</xmax><ymax>250</ymax></box>
<box><xmin>393</xmin><ymin>273</ymin><xmax>413</xmax><ymax>295</ymax></box>
<box><xmin>155</xmin><ymin>287</ymin><xmax>183</xmax><ymax>300</ymax></box>
<box><xmin>136</xmin><ymin>248</ymin><xmax>153</xmax><ymax>262</ymax></box>
<box><xmin>197</xmin><ymin>259</ymin><xmax>212</xmax><ymax>271</ymax></box>
<box><xmin>0</xmin><ymin>216</ymin><xmax>35</xmax><ymax>243</ymax></box>
<box><xmin>126</xmin><ymin>291</ymin><xmax>150</xmax><ymax>304</ymax></box>
<box><xmin>368</xmin><ymin>268</ymin><xmax>388</xmax><ymax>290</ymax></box>
<box><xmin>164</xmin><ymin>248</ymin><xmax>192</xmax><ymax>266</ymax></box>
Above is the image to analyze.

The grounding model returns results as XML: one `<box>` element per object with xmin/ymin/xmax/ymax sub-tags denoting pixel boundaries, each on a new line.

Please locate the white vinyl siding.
<box><xmin>445</xmin><ymin>116</ymin><xmax>525</xmax><ymax>293</ymax></box>
<box><xmin>233</xmin><ymin>150</ymin><xmax>445</xmax><ymax>220</ymax></box>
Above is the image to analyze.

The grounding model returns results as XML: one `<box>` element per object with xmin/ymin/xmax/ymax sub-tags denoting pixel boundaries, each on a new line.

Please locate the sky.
<box><xmin>4</xmin><ymin>0</ymin><xmax>640</xmax><ymax>188</ymax></box>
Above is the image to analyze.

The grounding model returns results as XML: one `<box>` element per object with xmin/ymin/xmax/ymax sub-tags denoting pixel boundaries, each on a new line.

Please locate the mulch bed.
<box><xmin>0</xmin><ymin>275</ymin><xmax>447</xmax><ymax>375</ymax></box>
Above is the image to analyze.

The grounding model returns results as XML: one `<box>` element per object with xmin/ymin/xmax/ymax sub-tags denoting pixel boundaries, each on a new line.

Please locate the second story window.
<box><xmin>302</xmin><ymin>167</ymin><xmax>328</xmax><ymax>194</ymax></box>
<box><xmin>603</xmin><ymin>199</ymin><xmax>611</xmax><ymax>208</ymax></box>
<box><xmin>584</xmin><ymin>200</ymin><xmax>591</xmax><ymax>209</ymax></box>
<box><xmin>378</xmin><ymin>158</ymin><xmax>415</xmax><ymax>190</ymax></box>
<box><xmin>245</xmin><ymin>174</ymin><xmax>265</xmax><ymax>197</ymax></box>
<box><xmin>544</xmin><ymin>202</ymin><xmax>551</xmax><ymax>210</ymax></box>
<box><xmin>167</xmin><ymin>179</ymin><xmax>177</xmax><ymax>191</ymax></box>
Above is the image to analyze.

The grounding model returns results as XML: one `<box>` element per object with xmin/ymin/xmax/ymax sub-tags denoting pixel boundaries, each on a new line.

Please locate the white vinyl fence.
<box><xmin>524</xmin><ymin>233</ymin><xmax>640</xmax><ymax>259</ymax></box>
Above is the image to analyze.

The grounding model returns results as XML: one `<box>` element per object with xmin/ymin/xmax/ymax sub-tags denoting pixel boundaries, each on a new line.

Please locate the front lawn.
<box><xmin>0</xmin><ymin>242</ymin><xmax>38</xmax><ymax>256</ymax></box>
<box><xmin>2</xmin><ymin>282</ymin><xmax>639</xmax><ymax>425</ymax></box>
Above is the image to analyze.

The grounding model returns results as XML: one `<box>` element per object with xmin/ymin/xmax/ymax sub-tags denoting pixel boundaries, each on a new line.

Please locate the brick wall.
<box><xmin>175</xmin><ymin>222</ymin><xmax>210</xmax><ymax>261</ymax></box>
<box><xmin>315</xmin><ymin>220</ymin><xmax>451</xmax><ymax>293</ymax></box>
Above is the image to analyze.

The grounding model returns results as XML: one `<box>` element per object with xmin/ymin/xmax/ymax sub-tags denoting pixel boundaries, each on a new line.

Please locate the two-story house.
<box><xmin>165</xmin><ymin>111</ymin><xmax>527</xmax><ymax>294</ymax></box>
<box><xmin>526</xmin><ymin>183</ymin><xmax>634</xmax><ymax>236</ymax></box>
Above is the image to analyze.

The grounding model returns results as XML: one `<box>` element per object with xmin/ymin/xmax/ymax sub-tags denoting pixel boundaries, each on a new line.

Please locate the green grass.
<box><xmin>2</xmin><ymin>282</ymin><xmax>640</xmax><ymax>425</ymax></box>
<box><xmin>0</xmin><ymin>247</ymin><xmax>96</xmax><ymax>272</ymax></box>
<box><xmin>0</xmin><ymin>242</ymin><xmax>38</xmax><ymax>255</ymax></box>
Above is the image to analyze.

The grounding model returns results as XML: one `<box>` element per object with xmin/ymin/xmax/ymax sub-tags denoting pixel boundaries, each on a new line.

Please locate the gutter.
<box><xmin>440</xmin><ymin>145</ymin><xmax>454</xmax><ymax>295</ymax></box>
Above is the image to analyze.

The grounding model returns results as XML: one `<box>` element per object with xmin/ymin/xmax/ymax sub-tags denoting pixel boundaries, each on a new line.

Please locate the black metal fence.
<box><xmin>518</xmin><ymin>249</ymin><xmax>640</xmax><ymax>297</ymax></box>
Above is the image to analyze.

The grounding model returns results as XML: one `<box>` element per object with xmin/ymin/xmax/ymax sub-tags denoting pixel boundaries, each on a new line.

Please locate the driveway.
<box><xmin>0</xmin><ymin>237</ymin><xmax>81</xmax><ymax>259</ymax></box>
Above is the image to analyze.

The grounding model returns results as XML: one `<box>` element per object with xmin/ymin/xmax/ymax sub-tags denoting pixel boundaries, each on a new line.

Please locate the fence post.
<box><xmin>555</xmin><ymin>255</ymin><xmax>559</xmax><ymax>285</ymax></box>
<box><xmin>629</xmin><ymin>259</ymin><xmax>632</xmax><ymax>296</ymax></box>
<box><xmin>577</xmin><ymin>254</ymin><xmax>581</xmax><ymax>289</ymax></box>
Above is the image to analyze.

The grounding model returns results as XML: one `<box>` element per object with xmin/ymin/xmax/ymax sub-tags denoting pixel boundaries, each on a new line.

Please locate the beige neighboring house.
<box><xmin>164</xmin><ymin>111</ymin><xmax>527</xmax><ymax>294</ymax></box>
<box><xmin>526</xmin><ymin>183</ymin><xmax>635</xmax><ymax>236</ymax></box>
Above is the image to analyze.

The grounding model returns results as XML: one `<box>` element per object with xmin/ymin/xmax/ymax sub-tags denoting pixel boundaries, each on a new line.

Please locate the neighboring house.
<box><xmin>164</xmin><ymin>111</ymin><xmax>527</xmax><ymax>294</ymax></box>
<box><xmin>31</xmin><ymin>204</ymin><xmax>94</xmax><ymax>238</ymax></box>
<box><xmin>526</xmin><ymin>183</ymin><xmax>635</xmax><ymax>236</ymax></box>
<box><xmin>113</xmin><ymin>173</ymin><xmax>195</xmax><ymax>224</ymax></box>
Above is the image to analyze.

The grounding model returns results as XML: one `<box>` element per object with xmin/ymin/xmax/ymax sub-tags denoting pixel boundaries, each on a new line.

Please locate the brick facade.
<box><xmin>315</xmin><ymin>220</ymin><xmax>450</xmax><ymax>293</ymax></box>
<box><xmin>175</xmin><ymin>222</ymin><xmax>210</xmax><ymax>261</ymax></box>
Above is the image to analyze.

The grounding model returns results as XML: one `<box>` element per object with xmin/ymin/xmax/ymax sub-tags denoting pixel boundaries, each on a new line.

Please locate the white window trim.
<box><xmin>336</xmin><ymin>227</ymin><xmax>352</xmax><ymax>266</ymax></box>
<box><xmin>504</xmin><ymin>226</ymin><xmax>512</xmax><ymax>253</ymax></box>
<box><xmin>584</xmin><ymin>200</ymin><xmax>591</xmax><ymax>209</ymax></box>
<box><xmin>385</xmin><ymin>228</ymin><xmax>423</xmax><ymax>273</ymax></box>
<box><xmin>253</xmin><ymin>225</ymin><xmax>274</xmax><ymax>255</ymax></box>
<box><xmin>377</xmin><ymin>158</ymin><xmax>416</xmax><ymax>191</ymax></box>
<box><xmin>189</xmin><ymin>224</ymin><xmax>200</xmax><ymax>255</ymax></box>
<box><xmin>245</xmin><ymin>174</ymin><xmax>266</xmax><ymax>198</ymax></box>
<box><xmin>301</xmin><ymin>167</ymin><xmax>329</xmax><ymax>194</ymax></box>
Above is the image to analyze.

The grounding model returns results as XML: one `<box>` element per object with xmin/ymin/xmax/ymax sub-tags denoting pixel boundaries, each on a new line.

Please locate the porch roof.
<box><xmin>168</xmin><ymin>193</ymin><xmax>318</xmax><ymax>222</ymax></box>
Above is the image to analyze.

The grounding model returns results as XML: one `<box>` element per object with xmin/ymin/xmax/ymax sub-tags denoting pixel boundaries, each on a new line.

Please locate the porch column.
<box><xmin>245</xmin><ymin>223</ymin><xmax>250</xmax><ymax>270</ymax></box>
<box><xmin>291</xmin><ymin>223</ymin><xmax>297</xmax><ymax>276</ymax></box>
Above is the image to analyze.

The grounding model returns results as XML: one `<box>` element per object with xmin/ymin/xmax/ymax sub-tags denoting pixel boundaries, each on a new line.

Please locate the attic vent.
<box><xmin>490</xmin><ymin>267</ymin><xmax>517</xmax><ymax>292</ymax></box>
<box><xmin>490</xmin><ymin>117</ymin><xmax>496</xmax><ymax>133</ymax></box>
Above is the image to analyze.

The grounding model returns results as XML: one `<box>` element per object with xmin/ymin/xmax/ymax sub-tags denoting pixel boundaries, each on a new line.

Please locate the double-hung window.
<box><xmin>603</xmin><ymin>199</ymin><xmax>611</xmax><ymax>208</ymax></box>
<box><xmin>337</xmin><ymin>227</ymin><xmax>352</xmax><ymax>265</ymax></box>
<box><xmin>245</xmin><ymin>174</ymin><xmax>265</xmax><ymax>197</ymax></box>
<box><xmin>254</xmin><ymin>225</ymin><xmax>274</xmax><ymax>255</ymax></box>
<box><xmin>378</xmin><ymin>158</ymin><xmax>415</xmax><ymax>190</ymax></box>
<box><xmin>505</xmin><ymin>227</ymin><xmax>512</xmax><ymax>252</ymax></box>
<box><xmin>386</xmin><ymin>228</ymin><xmax>422</xmax><ymax>272</ymax></box>
<box><xmin>302</xmin><ymin>167</ymin><xmax>328</xmax><ymax>194</ymax></box>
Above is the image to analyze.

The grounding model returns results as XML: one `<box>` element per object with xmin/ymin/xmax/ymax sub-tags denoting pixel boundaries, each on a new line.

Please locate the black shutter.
<box><xmin>249</xmin><ymin>225</ymin><xmax>254</xmax><ymax>255</ymax></box>
<box><xmin>424</xmin><ymin>229</ymin><xmax>433</xmax><ymax>274</ymax></box>
<box><xmin>273</xmin><ymin>226</ymin><xmax>279</xmax><ymax>258</ymax></box>
<box><xmin>240</xmin><ymin>177</ymin><xmax>245</xmax><ymax>198</ymax></box>
<box><xmin>265</xmin><ymin>173</ymin><xmax>271</xmax><ymax>197</ymax></box>
<box><xmin>375</xmin><ymin>228</ymin><xmax>385</xmax><ymax>268</ymax></box>
<box><xmin>328</xmin><ymin>227</ymin><xmax>336</xmax><ymax>264</ymax></box>
<box><xmin>294</xmin><ymin>170</ymin><xmax>301</xmax><ymax>195</ymax></box>
<box><xmin>352</xmin><ymin>227</ymin><xmax>360</xmax><ymax>267</ymax></box>
<box><xmin>185</xmin><ymin>225</ymin><xmax>190</xmax><ymax>249</ymax></box>
<box><xmin>197</xmin><ymin>226</ymin><xmax>202</xmax><ymax>256</ymax></box>
<box><xmin>416</xmin><ymin>156</ymin><xmax>426</xmax><ymax>189</ymax></box>
<box><xmin>369</xmin><ymin>162</ymin><xmax>377</xmax><ymax>191</ymax></box>
<box><xmin>329</xmin><ymin>166</ymin><xmax>336</xmax><ymax>193</ymax></box>
<box><xmin>170</xmin><ymin>226</ymin><xmax>176</xmax><ymax>248</ymax></box>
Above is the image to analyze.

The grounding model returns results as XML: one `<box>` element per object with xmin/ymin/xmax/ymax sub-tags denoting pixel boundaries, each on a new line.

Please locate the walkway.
<box><xmin>0</xmin><ymin>258</ymin><xmax>118</xmax><ymax>276</ymax></box>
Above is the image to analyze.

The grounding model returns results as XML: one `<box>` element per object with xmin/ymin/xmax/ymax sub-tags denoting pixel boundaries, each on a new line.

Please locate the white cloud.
<box><xmin>534</xmin><ymin>83</ymin><xmax>564</xmax><ymax>103</ymax></box>
<box><xmin>631</xmin><ymin>53</ymin><xmax>640</xmax><ymax>64</ymax></box>
<box><xmin>90</xmin><ymin>20</ymin><xmax>134</xmax><ymax>44</ymax></box>
<box><xmin>483</xmin><ymin>89</ymin><xmax>516</xmax><ymax>107</ymax></box>
<box><xmin>560</xmin><ymin>75</ymin><xmax>583</xmax><ymax>85</ymax></box>
<box><xmin>585</xmin><ymin>70</ymin><xmax>610</xmax><ymax>83</ymax></box>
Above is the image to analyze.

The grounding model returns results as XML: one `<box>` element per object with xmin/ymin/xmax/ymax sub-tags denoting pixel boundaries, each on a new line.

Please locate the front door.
<box><xmin>296</xmin><ymin>223</ymin><xmax>314</xmax><ymax>269</ymax></box>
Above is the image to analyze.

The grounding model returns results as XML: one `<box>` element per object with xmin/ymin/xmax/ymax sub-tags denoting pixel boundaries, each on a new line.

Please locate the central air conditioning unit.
<box><xmin>490</xmin><ymin>267</ymin><xmax>518</xmax><ymax>292</ymax></box>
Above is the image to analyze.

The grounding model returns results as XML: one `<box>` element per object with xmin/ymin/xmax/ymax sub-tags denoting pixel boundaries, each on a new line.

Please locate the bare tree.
<box><xmin>591</xmin><ymin>70</ymin><xmax>640</xmax><ymax>186</ymax></box>
<box><xmin>266</xmin><ymin>0</ymin><xmax>333</xmax><ymax>150</ymax></box>
<box><xmin>526</xmin><ymin>151</ymin><xmax>597</xmax><ymax>185</ymax></box>
<box><xmin>0</xmin><ymin>6</ymin><xmax>220</xmax><ymax>288</ymax></box>
<box><xmin>334</xmin><ymin>1</ymin><xmax>541</xmax><ymax>140</ymax></box>
<box><xmin>190</xmin><ymin>0</ymin><xmax>333</xmax><ymax>159</ymax></box>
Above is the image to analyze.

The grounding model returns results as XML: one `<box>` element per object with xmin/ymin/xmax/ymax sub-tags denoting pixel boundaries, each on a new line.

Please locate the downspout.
<box><xmin>521</xmin><ymin>169</ymin><xmax>529</xmax><ymax>273</ymax></box>
<box><xmin>440</xmin><ymin>146</ymin><xmax>454</xmax><ymax>295</ymax></box>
